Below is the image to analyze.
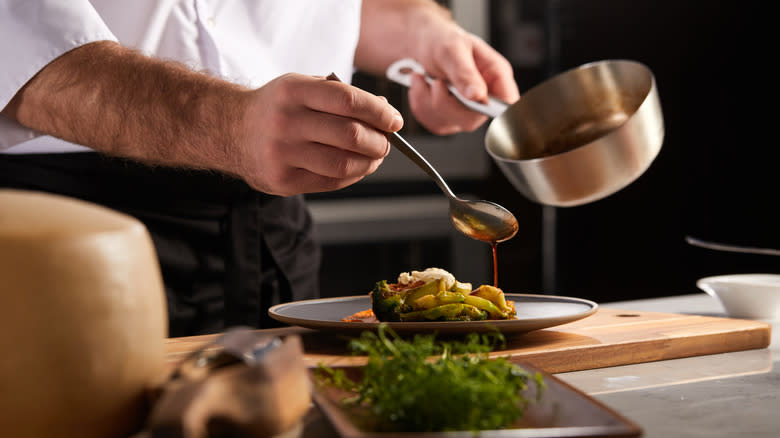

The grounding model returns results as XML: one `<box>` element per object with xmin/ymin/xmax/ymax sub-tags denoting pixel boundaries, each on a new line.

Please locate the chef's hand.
<box><xmin>407</xmin><ymin>13</ymin><xmax>519</xmax><ymax>135</ymax></box>
<box><xmin>240</xmin><ymin>73</ymin><xmax>403</xmax><ymax>196</ymax></box>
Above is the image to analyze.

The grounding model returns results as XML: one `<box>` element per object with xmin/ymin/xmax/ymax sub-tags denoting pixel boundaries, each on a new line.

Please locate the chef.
<box><xmin>0</xmin><ymin>0</ymin><xmax>519</xmax><ymax>336</ymax></box>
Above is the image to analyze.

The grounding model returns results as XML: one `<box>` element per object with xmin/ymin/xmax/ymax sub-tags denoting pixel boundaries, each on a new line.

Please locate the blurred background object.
<box><xmin>0</xmin><ymin>190</ymin><xmax>168</xmax><ymax>438</ymax></box>
<box><xmin>309</xmin><ymin>0</ymin><xmax>776</xmax><ymax>303</ymax></box>
<box><xmin>696</xmin><ymin>274</ymin><xmax>780</xmax><ymax>320</ymax></box>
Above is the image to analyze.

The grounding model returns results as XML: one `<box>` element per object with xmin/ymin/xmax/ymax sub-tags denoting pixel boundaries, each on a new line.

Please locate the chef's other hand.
<box><xmin>241</xmin><ymin>74</ymin><xmax>403</xmax><ymax>196</ymax></box>
<box><xmin>408</xmin><ymin>10</ymin><xmax>519</xmax><ymax>135</ymax></box>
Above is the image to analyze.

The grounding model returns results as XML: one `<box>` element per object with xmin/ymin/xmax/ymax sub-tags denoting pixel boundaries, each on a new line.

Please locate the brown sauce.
<box><xmin>533</xmin><ymin>112</ymin><xmax>630</xmax><ymax>158</ymax></box>
<box><xmin>491</xmin><ymin>242</ymin><xmax>499</xmax><ymax>288</ymax></box>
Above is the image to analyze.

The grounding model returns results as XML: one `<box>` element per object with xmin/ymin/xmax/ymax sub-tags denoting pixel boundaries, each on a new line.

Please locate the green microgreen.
<box><xmin>315</xmin><ymin>324</ymin><xmax>545</xmax><ymax>433</ymax></box>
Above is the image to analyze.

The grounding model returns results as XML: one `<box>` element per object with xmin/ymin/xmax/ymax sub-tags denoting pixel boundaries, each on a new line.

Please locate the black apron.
<box><xmin>0</xmin><ymin>152</ymin><xmax>321</xmax><ymax>337</ymax></box>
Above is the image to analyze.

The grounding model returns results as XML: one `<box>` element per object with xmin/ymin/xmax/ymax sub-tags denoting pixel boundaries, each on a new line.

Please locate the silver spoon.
<box><xmin>685</xmin><ymin>236</ymin><xmax>780</xmax><ymax>256</ymax></box>
<box><xmin>387</xmin><ymin>132</ymin><xmax>519</xmax><ymax>243</ymax></box>
<box><xmin>326</xmin><ymin>73</ymin><xmax>518</xmax><ymax>243</ymax></box>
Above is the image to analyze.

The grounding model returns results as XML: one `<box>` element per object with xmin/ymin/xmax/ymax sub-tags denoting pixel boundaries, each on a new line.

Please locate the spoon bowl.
<box><xmin>449</xmin><ymin>198</ymin><xmax>518</xmax><ymax>243</ymax></box>
<box><xmin>387</xmin><ymin>132</ymin><xmax>519</xmax><ymax>244</ymax></box>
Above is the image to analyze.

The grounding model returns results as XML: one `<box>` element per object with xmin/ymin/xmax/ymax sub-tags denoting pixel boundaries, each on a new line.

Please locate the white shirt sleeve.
<box><xmin>0</xmin><ymin>0</ymin><xmax>118</xmax><ymax>149</ymax></box>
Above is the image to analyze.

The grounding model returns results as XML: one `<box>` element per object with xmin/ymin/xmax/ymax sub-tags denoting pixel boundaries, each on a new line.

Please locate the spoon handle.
<box><xmin>325</xmin><ymin>72</ymin><xmax>457</xmax><ymax>200</ymax></box>
<box><xmin>386</xmin><ymin>132</ymin><xmax>457</xmax><ymax>199</ymax></box>
<box><xmin>685</xmin><ymin>236</ymin><xmax>780</xmax><ymax>256</ymax></box>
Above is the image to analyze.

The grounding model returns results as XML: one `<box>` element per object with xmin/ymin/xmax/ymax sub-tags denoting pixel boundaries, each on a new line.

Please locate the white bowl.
<box><xmin>696</xmin><ymin>274</ymin><xmax>780</xmax><ymax>320</ymax></box>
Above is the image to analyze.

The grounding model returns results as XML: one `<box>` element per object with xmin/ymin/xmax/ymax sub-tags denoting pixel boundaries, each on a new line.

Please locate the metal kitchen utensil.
<box><xmin>387</xmin><ymin>58</ymin><xmax>665</xmax><ymax>207</ymax></box>
<box><xmin>173</xmin><ymin>326</ymin><xmax>282</xmax><ymax>379</ymax></box>
<box><xmin>387</xmin><ymin>131</ymin><xmax>519</xmax><ymax>243</ymax></box>
<box><xmin>686</xmin><ymin>236</ymin><xmax>780</xmax><ymax>256</ymax></box>
<box><xmin>327</xmin><ymin>73</ymin><xmax>518</xmax><ymax>243</ymax></box>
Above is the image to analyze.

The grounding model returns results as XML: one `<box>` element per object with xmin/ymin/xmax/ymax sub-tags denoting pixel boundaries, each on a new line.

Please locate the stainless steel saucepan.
<box><xmin>387</xmin><ymin>59</ymin><xmax>665</xmax><ymax>207</ymax></box>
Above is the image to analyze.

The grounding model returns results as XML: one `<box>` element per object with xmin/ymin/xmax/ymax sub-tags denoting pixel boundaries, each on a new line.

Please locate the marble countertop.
<box><xmin>557</xmin><ymin>293</ymin><xmax>779</xmax><ymax>437</ymax></box>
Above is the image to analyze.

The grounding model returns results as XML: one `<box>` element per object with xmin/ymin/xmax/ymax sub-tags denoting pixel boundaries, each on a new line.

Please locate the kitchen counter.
<box><xmin>557</xmin><ymin>293</ymin><xmax>779</xmax><ymax>438</ymax></box>
<box><xmin>164</xmin><ymin>293</ymin><xmax>777</xmax><ymax>437</ymax></box>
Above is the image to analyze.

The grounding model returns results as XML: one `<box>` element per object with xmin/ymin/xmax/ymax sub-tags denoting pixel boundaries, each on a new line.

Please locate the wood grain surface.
<box><xmin>165</xmin><ymin>308</ymin><xmax>771</xmax><ymax>374</ymax></box>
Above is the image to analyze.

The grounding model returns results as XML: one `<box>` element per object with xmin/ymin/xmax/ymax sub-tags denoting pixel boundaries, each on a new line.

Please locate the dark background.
<box><xmin>314</xmin><ymin>0</ymin><xmax>778</xmax><ymax>304</ymax></box>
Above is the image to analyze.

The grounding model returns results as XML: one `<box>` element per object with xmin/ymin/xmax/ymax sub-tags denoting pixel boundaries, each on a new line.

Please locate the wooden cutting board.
<box><xmin>165</xmin><ymin>308</ymin><xmax>771</xmax><ymax>374</ymax></box>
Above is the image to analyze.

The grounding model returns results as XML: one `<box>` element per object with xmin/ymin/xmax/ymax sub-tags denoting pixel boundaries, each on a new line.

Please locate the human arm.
<box><xmin>355</xmin><ymin>0</ymin><xmax>519</xmax><ymax>135</ymax></box>
<box><xmin>1</xmin><ymin>41</ymin><xmax>403</xmax><ymax>196</ymax></box>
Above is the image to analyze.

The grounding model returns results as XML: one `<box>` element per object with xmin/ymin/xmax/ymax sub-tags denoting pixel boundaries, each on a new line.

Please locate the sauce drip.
<box><xmin>451</xmin><ymin>210</ymin><xmax>514</xmax><ymax>289</ymax></box>
<box><xmin>491</xmin><ymin>242</ymin><xmax>499</xmax><ymax>288</ymax></box>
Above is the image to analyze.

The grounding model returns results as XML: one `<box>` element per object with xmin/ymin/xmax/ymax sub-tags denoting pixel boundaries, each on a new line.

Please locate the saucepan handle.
<box><xmin>385</xmin><ymin>58</ymin><xmax>509</xmax><ymax>118</ymax></box>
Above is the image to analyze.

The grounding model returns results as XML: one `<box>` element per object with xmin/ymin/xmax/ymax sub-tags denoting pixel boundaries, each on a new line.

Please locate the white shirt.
<box><xmin>0</xmin><ymin>0</ymin><xmax>362</xmax><ymax>153</ymax></box>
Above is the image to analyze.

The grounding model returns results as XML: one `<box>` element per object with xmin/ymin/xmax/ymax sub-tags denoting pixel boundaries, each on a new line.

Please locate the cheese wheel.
<box><xmin>0</xmin><ymin>189</ymin><xmax>168</xmax><ymax>438</ymax></box>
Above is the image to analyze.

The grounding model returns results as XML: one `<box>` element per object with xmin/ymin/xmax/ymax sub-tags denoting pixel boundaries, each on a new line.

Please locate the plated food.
<box><xmin>269</xmin><ymin>267</ymin><xmax>598</xmax><ymax>334</ymax></box>
<box><xmin>344</xmin><ymin>268</ymin><xmax>517</xmax><ymax>323</ymax></box>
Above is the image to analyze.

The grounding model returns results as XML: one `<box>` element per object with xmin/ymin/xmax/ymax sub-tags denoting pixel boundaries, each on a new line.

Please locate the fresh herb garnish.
<box><xmin>315</xmin><ymin>325</ymin><xmax>545</xmax><ymax>433</ymax></box>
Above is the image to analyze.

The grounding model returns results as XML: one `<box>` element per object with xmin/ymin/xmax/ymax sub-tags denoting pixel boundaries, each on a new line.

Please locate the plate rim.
<box><xmin>269</xmin><ymin>293</ymin><xmax>598</xmax><ymax>334</ymax></box>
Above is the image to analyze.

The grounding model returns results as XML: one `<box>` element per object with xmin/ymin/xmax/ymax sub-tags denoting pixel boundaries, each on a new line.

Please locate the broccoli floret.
<box><xmin>371</xmin><ymin>280</ymin><xmax>402</xmax><ymax>322</ymax></box>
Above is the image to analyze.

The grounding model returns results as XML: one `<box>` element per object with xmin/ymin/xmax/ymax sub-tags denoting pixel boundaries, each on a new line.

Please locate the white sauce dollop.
<box><xmin>398</xmin><ymin>267</ymin><xmax>456</xmax><ymax>290</ymax></box>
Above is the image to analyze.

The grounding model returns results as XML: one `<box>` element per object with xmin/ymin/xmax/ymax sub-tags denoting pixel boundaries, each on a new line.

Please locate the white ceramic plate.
<box><xmin>268</xmin><ymin>293</ymin><xmax>597</xmax><ymax>335</ymax></box>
